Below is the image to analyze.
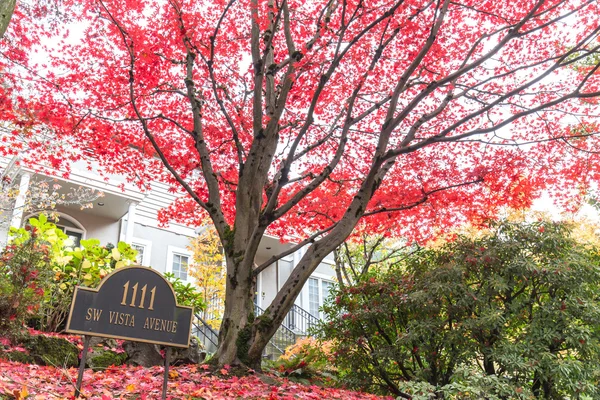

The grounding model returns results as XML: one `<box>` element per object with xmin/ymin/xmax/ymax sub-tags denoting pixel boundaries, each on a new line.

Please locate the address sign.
<box><xmin>66</xmin><ymin>265</ymin><xmax>193</xmax><ymax>348</ymax></box>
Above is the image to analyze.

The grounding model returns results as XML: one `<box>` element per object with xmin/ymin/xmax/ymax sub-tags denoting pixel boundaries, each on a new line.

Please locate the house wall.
<box><xmin>315</xmin><ymin>257</ymin><xmax>336</xmax><ymax>276</ymax></box>
<box><xmin>257</xmin><ymin>250</ymin><xmax>337</xmax><ymax>317</ymax></box>
<box><xmin>258</xmin><ymin>264</ymin><xmax>276</xmax><ymax>308</ymax></box>
<box><xmin>53</xmin><ymin>205</ymin><xmax>121</xmax><ymax>246</ymax></box>
<box><xmin>131</xmin><ymin>222</ymin><xmax>194</xmax><ymax>273</ymax></box>
<box><xmin>119</xmin><ymin>178</ymin><xmax>197</xmax><ymax>276</ymax></box>
<box><xmin>0</xmin><ymin>214</ymin><xmax>10</xmax><ymax>245</ymax></box>
<box><xmin>135</xmin><ymin>181</ymin><xmax>177</xmax><ymax>223</ymax></box>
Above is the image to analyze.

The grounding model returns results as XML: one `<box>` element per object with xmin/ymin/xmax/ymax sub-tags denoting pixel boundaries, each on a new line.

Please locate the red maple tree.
<box><xmin>2</xmin><ymin>0</ymin><xmax>600</xmax><ymax>369</ymax></box>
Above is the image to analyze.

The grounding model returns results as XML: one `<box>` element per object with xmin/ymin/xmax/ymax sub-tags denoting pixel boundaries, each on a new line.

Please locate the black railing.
<box><xmin>284</xmin><ymin>304</ymin><xmax>320</xmax><ymax>335</ymax></box>
<box><xmin>194</xmin><ymin>302</ymin><xmax>317</xmax><ymax>358</ymax></box>
<box><xmin>192</xmin><ymin>315</ymin><xmax>219</xmax><ymax>349</ymax></box>
<box><xmin>254</xmin><ymin>304</ymin><xmax>297</xmax><ymax>357</ymax></box>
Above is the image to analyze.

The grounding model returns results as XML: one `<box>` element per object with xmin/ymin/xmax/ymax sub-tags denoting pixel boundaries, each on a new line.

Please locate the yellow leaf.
<box><xmin>111</xmin><ymin>248</ymin><xmax>121</xmax><ymax>261</ymax></box>
<box><xmin>126</xmin><ymin>384</ymin><xmax>136</xmax><ymax>392</ymax></box>
<box><xmin>115</xmin><ymin>261</ymin><xmax>125</xmax><ymax>269</ymax></box>
<box><xmin>56</xmin><ymin>255</ymin><xmax>73</xmax><ymax>266</ymax></box>
<box><xmin>83</xmin><ymin>273</ymin><xmax>92</xmax><ymax>281</ymax></box>
<box><xmin>59</xmin><ymin>283</ymin><xmax>67</xmax><ymax>290</ymax></box>
<box><xmin>18</xmin><ymin>386</ymin><xmax>28</xmax><ymax>399</ymax></box>
<box><xmin>168</xmin><ymin>370</ymin><xmax>179</xmax><ymax>379</ymax></box>
<box><xmin>81</xmin><ymin>260</ymin><xmax>92</xmax><ymax>269</ymax></box>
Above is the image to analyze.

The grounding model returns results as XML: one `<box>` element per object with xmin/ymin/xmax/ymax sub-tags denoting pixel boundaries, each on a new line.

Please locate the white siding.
<box><xmin>134</xmin><ymin>181</ymin><xmax>196</xmax><ymax>236</ymax></box>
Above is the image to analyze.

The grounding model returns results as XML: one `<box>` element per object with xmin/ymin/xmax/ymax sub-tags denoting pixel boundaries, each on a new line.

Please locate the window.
<box><xmin>131</xmin><ymin>238</ymin><xmax>152</xmax><ymax>266</ymax></box>
<box><xmin>307</xmin><ymin>276</ymin><xmax>335</xmax><ymax>319</ymax></box>
<box><xmin>172</xmin><ymin>253</ymin><xmax>189</xmax><ymax>281</ymax></box>
<box><xmin>308</xmin><ymin>278</ymin><xmax>320</xmax><ymax>318</ymax></box>
<box><xmin>166</xmin><ymin>245</ymin><xmax>193</xmax><ymax>282</ymax></box>
<box><xmin>132</xmin><ymin>244</ymin><xmax>145</xmax><ymax>264</ymax></box>
<box><xmin>322</xmin><ymin>280</ymin><xmax>334</xmax><ymax>304</ymax></box>
<box><xmin>61</xmin><ymin>227</ymin><xmax>84</xmax><ymax>248</ymax></box>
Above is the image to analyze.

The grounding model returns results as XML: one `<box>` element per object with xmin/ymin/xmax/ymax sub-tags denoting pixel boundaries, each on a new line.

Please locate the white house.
<box><xmin>0</xmin><ymin>155</ymin><xmax>336</xmax><ymax>351</ymax></box>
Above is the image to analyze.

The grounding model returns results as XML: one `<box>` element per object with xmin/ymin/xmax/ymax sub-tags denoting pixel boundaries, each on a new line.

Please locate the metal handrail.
<box><xmin>285</xmin><ymin>304</ymin><xmax>320</xmax><ymax>335</ymax></box>
<box><xmin>254</xmin><ymin>304</ymin><xmax>297</xmax><ymax>356</ymax></box>
<box><xmin>195</xmin><ymin>303</ymin><xmax>314</xmax><ymax>358</ymax></box>
<box><xmin>193</xmin><ymin>314</ymin><xmax>219</xmax><ymax>348</ymax></box>
<box><xmin>254</xmin><ymin>304</ymin><xmax>296</xmax><ymax>338</ymax></box>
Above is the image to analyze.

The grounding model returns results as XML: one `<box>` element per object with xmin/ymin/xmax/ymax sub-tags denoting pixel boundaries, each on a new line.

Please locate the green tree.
<box><xmin>319</xmin><ymin>220</ymin><xmax>600</xmax><ymax>399</ymax></box>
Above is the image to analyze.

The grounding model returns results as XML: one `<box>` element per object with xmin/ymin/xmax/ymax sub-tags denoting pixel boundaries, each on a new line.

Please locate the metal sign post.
<box><xmin>66</xmin><ymin>266</ymin><xmax>193</xmax><ymax>398</ymax></box>
<box><xmin>75</xmin><ymin>336</ymin><xmax>90</xmax><ymax>398</ymax></box>
<box><xmin>162</xmin><ymin>347</ymin><xmax>171</xmax><ymax>400</ymax></box>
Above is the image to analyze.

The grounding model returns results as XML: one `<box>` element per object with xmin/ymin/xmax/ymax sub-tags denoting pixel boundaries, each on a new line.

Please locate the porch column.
<box><xmin>125</xmin><ymin>202</ymin><xmax>136</xmax><ymax>244</ymax></box>
<box><xmin>10</xmin><ymin>172</ymin><xmax>31</xmax><ymax>229</ymax></box>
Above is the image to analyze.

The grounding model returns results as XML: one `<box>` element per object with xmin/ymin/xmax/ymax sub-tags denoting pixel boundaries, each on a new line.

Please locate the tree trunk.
<box><xmin>215</xmin><ymin>244</ymin><xmax>326</xmax><ymax>369</ymax></box>
<box><xmin>211</xmin><ymin>162</ymin><xmax>392</xmax><ymax>369</ymax></box>
<box><xmin>213</xmin><ymin>256</ymin><xmax>257</xmax><ymax>367</ymax></box>
<box><xmin>0</xmin><ymin>0</ymin><xmax>16</xmax><ymax>38</ymax></box>
<box><xmin>483</xmin><ymin>353</ymin><xmax>495</xmax><ymax>375</ymax></box>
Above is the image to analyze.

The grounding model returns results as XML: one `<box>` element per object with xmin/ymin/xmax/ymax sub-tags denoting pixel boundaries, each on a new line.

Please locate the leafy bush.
<box><xmin>1</xmin><ymin>215</ymin><xmax>138</xmax><ymax>333</ymax></box>
<box><xmin>164</xmin><ymin>272</ymin><xmax>205</xmax><ymax>313</ymax></box>
<box><xmin>40</xmin><ymin>236</ymin><xmax>137</xmax><ymax>332</ymax></box>
<box><xmin>0</xmin><ymin>224</ymin><xmax>52</xmax><ymax>335</ymax></box>
<box><xmin>264</xmin><ymin>337</ymin><xmax>336</xmax><ymax>385</ymax></box>
<box><xmin>318</xmin><ymin>220</ymin><xmax>600</xmax><ymax>399</ymax></box>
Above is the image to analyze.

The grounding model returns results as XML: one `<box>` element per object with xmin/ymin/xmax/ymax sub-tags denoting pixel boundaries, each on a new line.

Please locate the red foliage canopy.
<box><xmin>1</xmin><ymin>0</ymin><xmax>600</xmax><ymax>244</ymax></box>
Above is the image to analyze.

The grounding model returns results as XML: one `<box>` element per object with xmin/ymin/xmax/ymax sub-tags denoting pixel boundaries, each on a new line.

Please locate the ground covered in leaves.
<box><xmin>1</xmin><ymin>332</ymin><xmax>390</xmax><ymax>400</ymax></box>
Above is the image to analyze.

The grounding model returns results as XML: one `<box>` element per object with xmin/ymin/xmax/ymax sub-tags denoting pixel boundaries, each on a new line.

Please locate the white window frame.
<box><xmin>302</xmin><ymin>271</ymin><xmax>336</xmax><ymax>319</ymax></box>
<box><xmin>131</xmin><ymin>237</ymin><xmax>152</xmax><ymax>266</ymax></box>
<box><xmin>166</xmin><ymin>245</ymin><xmax>194</xmax><ymax>284</ymax></box>
<box><xmin>257</xmin><ymin>272</ymin><xmax>263</xmax><ymax>308</ymax></box>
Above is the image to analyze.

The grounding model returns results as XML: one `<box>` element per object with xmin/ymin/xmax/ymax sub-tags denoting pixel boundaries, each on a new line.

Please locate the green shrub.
<box><xmin>86</xmin><ymin>349</ymin><xmax>127</xmax><ymax>371</ymax></box>
<box><xmin>0</xmin><ymin>349</ymin><xmax>35</xmax><ymax>364</ymax></box>
<box><xmin>318</xmin><ymin>220</ymin><xmax>600</xmax><ymax>398</ymax></box>
<box><xmin>0</xmin><ymin>221</ymin><xmax>53</xmax><ymax>335</ymax></box>
<box><xmin>40</xmin><ymin>236</ymin><xmax>137</xmax><ymax>332</ymax></box>
<box><xmin>1</xmin><ymin>215</ymin><xmax>138</xmax><ymax>333</ymax></box>
<box><xmin>164</xmin><ymin>272</ymin><xmax>205</xmax><ymax>313</ymax></box>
